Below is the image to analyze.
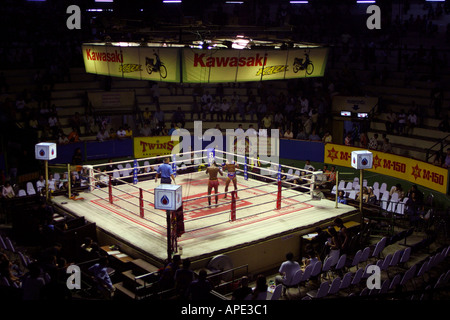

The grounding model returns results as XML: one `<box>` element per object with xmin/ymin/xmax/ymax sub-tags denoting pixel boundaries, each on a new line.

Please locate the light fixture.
<box><xmin>356</xmin><ymin>0</ymin><xmax>376</xmax><ymax>3</ymax></box>
<box><xmin>290</xmin><ymin>1</ymin><xmax>309</xmax><ymax>4</ymax></box>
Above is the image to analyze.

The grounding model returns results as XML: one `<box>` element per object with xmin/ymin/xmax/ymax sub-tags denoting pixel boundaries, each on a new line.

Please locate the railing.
<box><xmin>206</xmin><ymin>264</ymin><xmax>249</xmax><ymax>296</ymax></box>
<box><xmin>425</xmin><ymin>133</ymin><xmax>450</xmax><ymax>163</ymax></box>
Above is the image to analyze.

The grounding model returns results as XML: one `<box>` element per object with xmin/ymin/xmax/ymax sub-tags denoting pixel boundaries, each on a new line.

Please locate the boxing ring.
<box><xmin>51</xmin><ymin>150</ymin><xmax>358</xmax><ymax>273</ymax></box>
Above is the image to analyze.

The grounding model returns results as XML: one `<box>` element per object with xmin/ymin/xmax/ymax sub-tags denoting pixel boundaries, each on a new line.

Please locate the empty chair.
<box><xmin>54</xmin><ymin>172</ymin><xmax>60</xmax><ymax>180</ymax></box>
<box><xmin>389</xmin><ymin>274</ymin><xmax>402</xmax><ymax>291</ymax></box>
<box><xmin>17</xmin><ymin>189</ymin><xmax>27</xmax><ymax>197</ymax></box>
<box><xmin>334</xmin><ymin>254</ymin><xmax>347</xmax><ymax>274</ymax></box>
<box><xmin>321</xmin><ymin>257</ymin><xmax>334</xmax><ymax>280</ymax></box>
<box><xmin>372</xmin><ymin>181</ymin><xmax>380</xmax><ymax>190</ymax></box>
<box><xmin>112</xmin><ymin>169</ymin><xmax>121</xmax><ymax>180</ymax></box>
<box><xmin>433</xmin><ymin>272</ymin><xmax>447</xmax><ymax>290</ymax></box>
<box><xmin>399</xmin><ymin>247</ymin><xmax>412</xmax><ymax>267</ymax></box>
<box><xmin>270</xmin><ymin>284</ymin><xmax>283</xmax><ymax>300</ymax></box>
<box><xmin>348</xmin><ymin>190</ymin><xmax>357</xmax><ymax>200</ymax></box>
<box><xmin>379</xmin><ymin>182</ymin><xmax>387</xmax><ymax>193</ymax></box>
<box><xmin>380</xmin><ymin>254</ymin><xmax>392</xmax><ymax>271</ymax></box>
<box><xmin>339</xmin><ymin>272</ymin><xmax>353</xmax><ymax>291</ymax></box>
<box><xmin>389</xmin><ymin>249</ymin><xmax>403</xmax><ymax>267</ymax></box>
<box><xmin>359</xmin><ymin>287</ymin><xmax>370</xmax><ymax>296</ymax></box>
<box><xmin>0</xmin><ymin>235</ymin><xmax>7</xmax><ymax>251</ymax></box>
<box><xmin>18</xmin><ymin>251</ymin><xmax>29</xmax><ymax>268</ymax></box>
<box><xmin>363</xmin><ymin>179</ymin><xmax>368</xmax><ymax>187</ymax></box>
<box><xmin>351</xmin><ymin>268</ymin><xmax>364</xmax><ymax>286</ymax></box>
<box><xmin>5</xmin><ymin>237</ymin><xmax>16</xmax><ymax>253</ymax></box>
<box><xmin>387</xmin><ymin>194</ymin><xmax>399</xmax><ymax>213</ymax></box>
<box><xmin>306</xmin><ymin>280</ymin><xmax>329</xmax><ymax>299</ymax></box>
<box><xmin>379</xmin><ymin>278</ymin><xmax>390</xmax><ymax>295</ymax></box>
<box><xmin>26</xmin><ymin>182</ymin><xmax>36</xmax><ymax>196</ymax></box>
<box><xmin>300</xmin><ymin>263</ymin><xmax>314</xmax><ymax>285</ymax></box>
<box><xmin>328</xmin><ymin>277</ymin><xmax>341</xmax><ymax>295</ymax></box>
<box><xmin>344</xmin><ymin>182</ymin><xmax>353</xmax><ymax>191</ymax></box>
<box><xmin>395</xmin><ymin>197</ymin><xmax>409</xmax><ymax>215</ymax></box>
<box><xmin>416</xmin><ymin>260</ymin><xmax>430</xmax><ymax>279</ymax></box>
<box><xmin>373</xmin><ymin>189</ymin><xmax>380</xmax><ymax>201</ymax></box>
<box><xmin>359</xmin><ymin>246</ymin><xmax>371</xmax><ymax>266</ymax></box>
<box><xmin>380</xmin><ymin>192</ymin><xmax>390</xmax><ymax>211</ymax></box>
<box><xmin>400</xmin><ymin>264</ymin><xmax>417</xmax><ymax>289</ymax></box>
<box><xmin>347</xmin><ymin>249</ymin><xmax>362</xmax><ymax>270</ymax></box>
<box><xmin>371</xmin><ymin>237</ymin><xmax>387</xmax><ymax>260</ymax></box>
<box><xmin>310</xmin><ymin>260</ymin><xmax>323</xmax><ymax>278</ymax></box>
<box><xmin>331</xmin><ymin>185</ymin><xmax>337</xmax><ymax>195</ymax></box>
<box><xmin>338</xmin><ymin>180</ymin><xmax>346</xmax><ymax>190</ymax></box>
<box><xmin>125</xmin><ymin>163</ymin><xmax>132</xmax><ymax>177</ymax></box>
<box><xmin>117</xmin><ymin>164</ymin><xmax>124</xmax><ymax>176</ymax></box>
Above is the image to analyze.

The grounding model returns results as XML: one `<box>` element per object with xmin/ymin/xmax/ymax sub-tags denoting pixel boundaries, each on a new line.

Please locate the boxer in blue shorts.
<box><xmin>222</xmin><ymin>160</ymin><xmax>239</xmax><ymax>199</ymax></box>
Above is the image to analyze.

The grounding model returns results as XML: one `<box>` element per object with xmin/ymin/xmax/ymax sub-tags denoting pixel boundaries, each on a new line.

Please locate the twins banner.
<box><xmin>82</xmin><ymin>43</ymin><xmax>329</xmax><ymax>83</ymax></box>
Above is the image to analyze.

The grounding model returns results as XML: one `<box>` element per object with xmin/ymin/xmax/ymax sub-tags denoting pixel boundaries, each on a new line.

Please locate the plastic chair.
<box><xmin>270</xmin><ymin>284</ymin><xmax>283</xmax><ymax>300</ymax></box>
<box><xmin>306</xmin><ymin>281</ymin><xmax>329</xmax><ymax>299</ymax></box>
<box><xmin>18</xmin><ymin>189</ymin><xmax>27</xmax><ymax>197</ymax></box>
<box><xmin>26</xmin><ymin>182</ymin><xmax>36</xmax><ymax>195</ymax></box>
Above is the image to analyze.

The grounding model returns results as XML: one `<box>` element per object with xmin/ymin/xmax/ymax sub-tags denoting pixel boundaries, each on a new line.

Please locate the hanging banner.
<box><xmin>134</xmin><ymin>136</ymin><xmax>180</xmax><ymax>158</ymax></box>
<box><xmin>182</xmin><ymin>47</ymin><xmax>329</xmax><ymax>83</ymax></box>
<box><xmin>82</xmin><ymin>43</ymin><xmax>328</xmax><ymax>83</ymax></box>
<box><xmin>82</xmin><ymin>44</ymin><xmax>180</xmax><ymax>82</ymax></box>
<box><xmin>331</xmin><ymin>96</ymin><xmax>379</xmax><ymax>113</ymax></box>
<box><xmin>324</xmin><ymin>144</ymin><xmax>448</xmax><ymax>194</ymax></box>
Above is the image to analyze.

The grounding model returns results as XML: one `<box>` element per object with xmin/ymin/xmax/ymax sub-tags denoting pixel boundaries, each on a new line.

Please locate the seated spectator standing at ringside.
<box><xmin>232</xmin><ymin>276</ymin><xmax>252</xmax><ymax>300</ymax></box>
<box><xmin>337</xmin><ymin>190</ymin><xmax>347</xmax><ymax>204</ymax></box>
<box><xmin>174</xmin><ymin>258</ymin><xmax>195</xmax><ymax>299</ymax></box>
<box><xmin>275</xmin><ymin>252</ymin><xmax>301</xmax><ymax>296</ymax></box>
<box><xmin>155</xmin><ymin>157</ymin><xmax>176</xmax><ymax>184</ymax></box>
<box><xmin>88</xmin><ymin>256</ymin><xmax>115</xmax><ymax>299</ymax></box>
<box><xmin>333</xmin><ymin>218</ymin><xmax>349</xmax><ymax>254</ymax></box>
<box><xmin>186</xmin><ymin>269</ymin><xmax>213</xmax><ymax>300</ymax></box>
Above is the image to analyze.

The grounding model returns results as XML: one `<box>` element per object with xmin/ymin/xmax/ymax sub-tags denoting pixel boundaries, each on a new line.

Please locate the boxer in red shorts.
<box><xmin>206</xmin><ymin>161</ymin><xmax>223</xmax><ymax>206</ymax></box>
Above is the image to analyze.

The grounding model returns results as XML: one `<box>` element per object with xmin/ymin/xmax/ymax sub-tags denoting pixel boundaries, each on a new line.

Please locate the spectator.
<box><xmin>143</xmin><ymin>107</ymin><xmax>152</xmax><ymax>123</ymax></box>
<box><xmin>381</xmin><ymin>137</ymin><xmax>393</xmax><ymax>153</ymax></box>
<box><xmin>390</xmin><ymin>183</ymin><xmax>405</xmax><ymax>200</ymax></box>
<box><xmin>124</xmin><ymin>125</ymin><xmax>133</xmax><ymax>138</ymax></box>
<box><xmin>444</xmin><ymin>148</ymin><xmax>450</xmax><ymax>168</ymax></box>
<box><xmin>251</xmin><ymin>274</ymin><xmax>268</xmax><ymax>300</ymax></box>
<box><xmin>2</xmin><ymin>181</ymin><xmax>15</xmax><ymax>198</ymax></box>
<box><xmin>325</xmin><ymin>226</ymin><xmax>342</xmax><ymax>265</ymax></box>
<box><xmin>109</xmin><ymin>128</ymin><xmax>117</xmax><ymax>140</ymax></box>
<box><xmin>304</xmin><ymin>160</ymin><xmax>315</xmax><ymax>171</ymax></box>
<box><xmin>191</xmin><ymin>97</ymin><xmax>201</xmax><ymax>121</ymax></box>
<box><xmin>406</xmin><ymin>109</ymin><xmax>417</xmax><ymax>136</ymax></box>
<box><xmin>88</xmin><ymin>256</ymin><xmax>115</xmax><ymax>299</ymax></box>
<box><xmin>368</xmin><ymin>133</ymin><xmax>379</xmax><ymax>150</ymax></box>
<box><xmin>173</xmin><ymin>107</ymin><xmax>186</xmax><ymax>128</ymax></box>
<box><xmin>222</xmin><ymin>98</ymin><xmax>231</xmax><ymax>121</ymax></box>
<box><xmin>344</xmin><ymin>132</ymin><xmax>352</xmax><ymax>146</ymax></box>
<box><xmin>359</xmin><ymin>132</ymin><xmax>368</xmax><ymax>148</ymax></box>
<box><xmin>21</xmin><ymin>262</ymin><xmax>47</xmax><ymax>300</ymax></box>
<box><xmin>71</xmin><ymin>148</ymin><xmax>83</xmax><ymax>166</ymax></box>
<box><xmin>96</xmin><ymin>127</ymin><xmax>110</xmax><ymax>142</ymax></box>
<box><xmin>116</xmin><ymin>127</ymin><xmax>126</xmax><ymax>139</ymax></box>
<box><xmin>36</xmin><ymin>175</ymin><xmax>46</xmax><ymax>194</ymax></box>
<box><xmin>283</xmin><ymin>128</ymin><xmax>294</xmax><ymax>139</ymax></box>
<box><xmin>174</xmin><ymin>258</ymin><xmax>195</xmax><ymax>299</ymax></box>
<box><xmin>140</xmin><ymin>122</ymin><xmax>152</xmax><ymax>137</ymax></box>
<box><xmin>275</xmin><ymin>252</ymin><xmax>301</xmax><ymax>296</ymax></box>
<box><xmin>397</xmin><ymin>109</ymin><xmax>407</xmax><ymax>135</ymax></box>
<box><xmin>231</xmin><ymin>276</ymin><xmax>252</xmax><ymax>300</ymax></box>
<box><xmin>322</xmin><ymin>131</ymin><xmax>333</xmax><ymax>144</ymax></box>
<box><xmin>57</xmin><ymin>130</ymin><xmax>69</xmax><ymax>145</ymax></box>
<box><xmin>309</xmin><ymin>130</ymin><xmax>321</xmax><ymax>141</ymax></box>
<box><xmin>186</xmin><ymin>269</ymin><xmax>213</xmax><ymax>300</ymax></box>
<box><xmin>337</xmin><ymin>190</ymin><xmax>347</xmax><ymax>204</ymax></box>
<box><xmin>68</xmin><ymin>127</ymin><xmax>80</xmax><ymax>143</ymax></box>
<box><xmin>333</xmin><ymin>218</ymin><xmax>349</xmax><ymax>254</ymax></box>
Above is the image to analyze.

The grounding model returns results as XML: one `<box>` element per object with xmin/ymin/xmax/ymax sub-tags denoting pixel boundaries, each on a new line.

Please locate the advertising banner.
<box><xmin>87</xmin><ymin>91</ymin><xmax>135</xmax><ymax>110</ymax></box>
<box><xmin>82</xmin><ymin>44</ymin><xmax>328</xmax><ymax>83</ymax></box>
<box><xmin>82</xmin><ymin>44</ymin><xmax>180</xmax><ymax>82</ymax></box>
<box><xmin>134</xmin><ymin>136</ymin><xmax>180</xmax><ymax>158</ymax></box>
<box><xmin>182</xmin><ymin>47</ymin><xmax>329</xmax><ymax>83</ymax></box>
<box><xmin>324</xmin><ymin>144</ymin><xmax>448</xmax><ymax>193</ymax></box>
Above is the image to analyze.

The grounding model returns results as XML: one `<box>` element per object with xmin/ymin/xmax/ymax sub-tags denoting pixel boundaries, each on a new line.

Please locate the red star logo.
<box><xmin>328</xmin><ymin>147</ymin><xmax>339</xmax><ymax>162</ymax></box>
<box><xmin>411</xmin><ymin>164</ymin><xmax>421</xmax><ymax>180</ymax></box>
<box><xmin>373</xmin><ymin>154</ymin><xmax>382</xmax><ymax>170</ymax></box>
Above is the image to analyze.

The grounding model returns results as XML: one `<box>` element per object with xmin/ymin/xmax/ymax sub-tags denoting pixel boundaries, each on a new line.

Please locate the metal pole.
<box><xmin>67</xmin><ymin>163</ymin><xmax>71</xmax><ymax>199</ymax></box>
<box><xmin>335</xmin><ymin>171</ymin><xmax>339</xmax><ymax>208</ymax></box>
<box><xmin>45</xmin><ymin>160</ymin><xmax>49</xmax><ymax>201</ymax></box>
<box><xmin>360</xmin><ymin>169</ymin><xmax>363</xmax><ymax>225</ymax></box>
<box><xmin>167</xmin><ymin>210</ymin><xmax>172</xmax><ymax>263</ymax></box>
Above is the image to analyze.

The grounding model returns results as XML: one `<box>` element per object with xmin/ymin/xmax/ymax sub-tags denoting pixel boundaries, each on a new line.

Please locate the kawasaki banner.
<box><xmin>182</xmin><ymin>47</ymin><xmax>328</xmax><ymax>83</ymax></box>
<box><xmin>82</xmin><ymin>44</ymin><xmax>328</xmax><ymax>83</ymax></box>
<box><xmin>82</xmin><ymin>44</ymin><xmax>181</xmax><ymax>82</ymax></box>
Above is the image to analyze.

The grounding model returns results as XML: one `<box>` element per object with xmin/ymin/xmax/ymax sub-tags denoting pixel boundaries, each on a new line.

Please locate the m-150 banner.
<box><xmin>324</xmin><ymin>144</ymin><xmax>448</xmax><ymax>194</ymax></box>
<box><xmin>82</xmin><ymin>44</ymin><xmax>328</xmax><ymax>83</ymax></box>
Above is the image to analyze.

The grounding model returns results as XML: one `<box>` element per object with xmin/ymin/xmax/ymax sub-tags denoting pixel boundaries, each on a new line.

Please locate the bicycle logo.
<box><xmin>293</xmin><ymin>52</ymin><xmax>314</xmax><ymax>75</ymax></box>
<box><xmin>145</xmin><ymin>52</ymin><xmax>168</xmax><ymax>79</ymax></box>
